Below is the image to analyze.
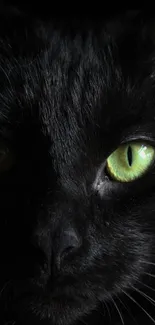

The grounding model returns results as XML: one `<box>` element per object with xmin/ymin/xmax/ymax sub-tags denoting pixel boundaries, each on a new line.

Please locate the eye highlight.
<box><xmin>106</xmin><ymin>142</ymin><xmax>155</xmax><ymax>182</ymax></box>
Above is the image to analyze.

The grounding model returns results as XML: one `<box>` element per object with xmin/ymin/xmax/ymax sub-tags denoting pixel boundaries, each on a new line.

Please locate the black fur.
<box><xmin>1</xmin><ymin>8</ymin><xmax>155</xmax><ymax>325</ymax></box>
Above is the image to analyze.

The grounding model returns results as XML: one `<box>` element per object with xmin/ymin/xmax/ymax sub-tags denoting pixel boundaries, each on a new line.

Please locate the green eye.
<box><xmin>106</xmin><ymin>142</ymin><xmax>155</xmax><ymax>182</ymax></box>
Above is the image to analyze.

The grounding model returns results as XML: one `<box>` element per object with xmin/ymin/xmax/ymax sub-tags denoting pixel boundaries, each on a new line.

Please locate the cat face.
<box><xmin>1</xmin><ymin>9</ymin><xmax>155</xmax><ymax>325</ymax></box>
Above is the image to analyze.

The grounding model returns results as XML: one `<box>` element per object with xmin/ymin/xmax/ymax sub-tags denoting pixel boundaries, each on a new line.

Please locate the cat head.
<box><xmin>1</xmin><ymin>8</ymin><xmax>155</xmax><ymax>324</ymax></box>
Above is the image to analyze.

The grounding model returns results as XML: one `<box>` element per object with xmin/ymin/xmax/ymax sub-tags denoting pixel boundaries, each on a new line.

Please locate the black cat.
<box><xmin>1</xmin><ymin>7</ymin><xmax>155</xmax><ymax>325</ymax></box>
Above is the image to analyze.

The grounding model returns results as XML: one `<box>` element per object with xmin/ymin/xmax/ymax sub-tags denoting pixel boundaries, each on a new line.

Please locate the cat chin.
<box><xmin>12</xmin><ymin>290</ymin><xmax>96</xmax><ymax>325</ymax></box>
<box><xmin>8</xmin><ymin>272</ymin><xmax>134</xmax><ymax>324</ymax></box>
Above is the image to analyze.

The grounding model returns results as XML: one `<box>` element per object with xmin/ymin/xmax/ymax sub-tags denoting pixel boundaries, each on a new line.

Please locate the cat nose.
<box><xmin>55</xmin><ymin>228</ymin><xmax>82</xmax><ymax>269</ymax></box>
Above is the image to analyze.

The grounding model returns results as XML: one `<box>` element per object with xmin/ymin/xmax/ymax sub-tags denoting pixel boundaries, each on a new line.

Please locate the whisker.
<box><xmin>140</xmin><ymin>261</ymin><xmax>155</xmax><ymax>267</ymax></box>
<box><xmin>115</xmin><ymin>293</ymin><xmax>138</xmax><ymax>325</ymax></box>
<box><xmin>111</xmin><ymin>296</ymin><xmax>124</xmax><ymax>325</ymax></box>
<box><xmin>121</xmin><ymin>288</ymin><xmax>155</xmax><ymax>324</ymax></box>
<box><xmin>136</xmin><ymin>279</ymin><xmax>155</xmax><ymax>292</ymax></box>
<box><xmin>103</xmin><ymin>301</ymin><xmax>112</xmax><ymax>322</ymax></box>
<box><xmin>144</xmin><ymin>272</ymin><xmax>155</xmax><ymax>278</ymax></box>
<box><xmin>131</xmin><ymin>285</ymin><xmax>155</xmax><ymax>306</ymax></box>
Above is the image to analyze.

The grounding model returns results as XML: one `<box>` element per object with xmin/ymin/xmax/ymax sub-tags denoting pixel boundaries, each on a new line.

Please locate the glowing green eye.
<box><xmin>106</xmin><ymin>142</ymin><xmax>155</xmax><ymax>182</ymax></box>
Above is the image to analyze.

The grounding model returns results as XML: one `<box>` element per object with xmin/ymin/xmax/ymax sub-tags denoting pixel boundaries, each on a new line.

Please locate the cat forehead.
<box><xmin>0</xmin><ymin>32</ymin><xmax>116</xmax><ymax>110</ymax></box>
<box><xmin>0</xmin><ymin>28</ymin><xmax>154</xmax><ymax>143</ymax></box>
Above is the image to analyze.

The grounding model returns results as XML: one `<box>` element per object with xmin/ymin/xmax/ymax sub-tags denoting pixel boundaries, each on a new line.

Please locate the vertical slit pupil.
<box><xmin>127</xmin><ymin>146</ymin><xmax>132</xmax><ymax>166</ymax></box>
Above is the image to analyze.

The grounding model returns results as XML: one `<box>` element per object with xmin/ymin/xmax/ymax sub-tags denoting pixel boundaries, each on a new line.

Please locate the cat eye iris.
<box><xmin>0</xmin><ymin>142</ymin><xmax>14</xmax><ymax>172</ymax></box>
<box><xmin>106</xmin><ymin>142</ymin><xmax>155</xmax><ymax>182</ymax></box>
